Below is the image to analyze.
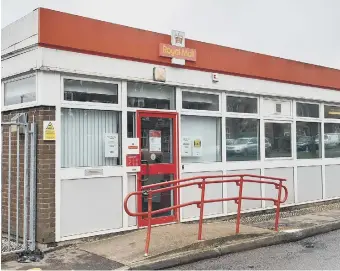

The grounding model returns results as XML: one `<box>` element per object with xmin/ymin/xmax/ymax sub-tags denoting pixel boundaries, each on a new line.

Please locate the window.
<box><xmin>265</xmin><ymin>123</ymin><xmax>292</xmax><ymax>158</ymax></box>
<box><xmin>182</xmin><ymin>91</ymin><xmax>219</xmax><ymax>111</ymax></box>
<box><xmin>61</xmin><ymin>108</ymin><xmax>121</xmax><ymax>167</ymax></box>
<box><xmin>276</xmin><ymin>103</ymin><xmax>282</xmax><ymax>114</ymax></box>
<box><xmin>64</xmin><ymin>79</ymin><xmax>118</xmax><ymax>104</ymax></box>
<box><xmin>296</xmin><ymin>122</ymin><xmax>321</xmax><ymax>159</ymax></box>
<box><xmin>127</xmin><ymin>112</ymin><xmax>136</xmax><ymax>138</ymax></box>
<box><xmin>226</xmin><ymin>118</ymin><xmax>260</xmax><ymax>161</ymax></box>
<box><xmin>296</xmin><ymin>102</ymin><xmax>319</xmax><ymax>118</ymax></box>
<box><xmin>181</xmin><ymin>116</ymin><xmax>222</xmax><ymax>163</ymax></box>
<box><xmin>127</xmin><ymin>82</ymin><xmax>175</xmax><ymax>110</ymax></box>
<box><xmin>4</xmin><ymin>76</ymin><xmax>36</xmax><ymax>106</ymax></box>
<box><xmin>324</xmin><ymin>123</ymin><xmax>340</xmax><ymax>158</ymax></box>
<box><xmin>227</xmin><ymin>96</ymin><xmax>257</xmax><ymax>114</ymax></box>
<box><xmin>263</xmin><ymin>99</ymin><xmax>292</xmax><ymax>117</ymax></box>
<box><xmin>325</xmin><ymin>105</ymin><xmax>340</xmax><ymax>119</ymax></box>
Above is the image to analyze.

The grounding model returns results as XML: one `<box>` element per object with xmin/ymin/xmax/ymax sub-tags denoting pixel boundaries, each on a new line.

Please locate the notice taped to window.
<box><xmin>43</xmin><ymin>121</ymin><xmax>56</xmax><ymax>141</ymax></box>
<box><xmin>192</xmin><ymin>137</ymin><xmax>203</xmax><ymax>156</ymax></box>
<box><xmin>104</xmin><ymin>133</ymin><xmax>119</xmax><ymax>158</ymax></box>
<box><xmin>149</xmin><ymin>130</ymin><xmax>162</xmax><ymax>152</ymax></box>
<box><xmin>181</xmin><ymin>136</ymin><xmax>192</xmax><ymax>156</ymax></box>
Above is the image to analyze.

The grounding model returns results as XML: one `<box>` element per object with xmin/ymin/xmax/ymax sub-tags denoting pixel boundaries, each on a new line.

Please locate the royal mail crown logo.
<box><xmin>174</xmin><ymin>33</ymin><xmax>183</xmax><ymax>44</ymax></box>
<box><xmin>172</xmin><ymin>30</ymin><xmax>185</xmax><ymax>47</ymax></box>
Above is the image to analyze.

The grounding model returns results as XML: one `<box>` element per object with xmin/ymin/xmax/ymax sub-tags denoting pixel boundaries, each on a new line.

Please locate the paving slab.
<box><xmin>315</xmin><ymin>209</ymin><xmax>340</xmax><ymax>218</ymax></box>
<box><xmin>1</xmin><ymin>246</ymin><xmax>124</xmax><ymax>270</ymax></box>
<box><xmin>79</xmin><ymin>221</ymin><xmax>272</xmax><ymax>265</ymax></box>
<box><xmin>251</xmin><ymin>210</ymin><xmax>339</xmax><ymax>230</ymax></box>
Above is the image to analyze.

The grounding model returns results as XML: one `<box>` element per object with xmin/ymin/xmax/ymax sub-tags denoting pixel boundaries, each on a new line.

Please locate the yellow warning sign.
<box><xmin>43</xmin><ymin>121</ymin><xmax>56</xmax><ymax>141</ymax></box>
<box><xmin>194</xmin><ymin>139</ymin><xmax>201</xmax><ymax>148</ymax></box>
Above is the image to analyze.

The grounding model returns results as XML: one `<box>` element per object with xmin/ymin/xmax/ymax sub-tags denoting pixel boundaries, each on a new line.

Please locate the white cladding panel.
<box><xmin>1</xmin><ymin>48</ymin><xmax>39</xmax><ymax>79</ymax></box>
<box><xmin>325</xmin><ymin>165</ymin><xmax>340</xmax><ymax>199</ymax></box>
<box><xmin>226</xmin><ymin>169</ymin><xmax>262</xmax><ymax>213</ymax></box>
<box><xmin>39</xmin><ymin>47</ymin><xmax>340</xmax><ymax>105</ymax></box>
<box><xmin>60</xmin><ymin>177</ymin><xmax>123</xmax><ymax>238</ymax></box>
<box><xmin>181</xmin><ymin>171</ymin><xmax>224</xmax><ymax>220</ymax></box>
<box><xmin>297</xmin><ymin>166</ymin><xmax>323</xmax><ymax>202</ymax></box>
<box><xmin>1</xmin><ymin>10</ymin><xmax>38</xmax><ymax>56</ymax></box>
<box><xmin>264</xmin><ymin>167</ymin><xmax>295</xmax><ymax>206</ymax></box>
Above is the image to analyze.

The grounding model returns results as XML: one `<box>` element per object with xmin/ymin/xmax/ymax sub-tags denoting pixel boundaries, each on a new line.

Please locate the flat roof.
<box><xmin>21</xmin><ymin>8</ymin><xmax>340</xmax><ymax>90</ymax></box>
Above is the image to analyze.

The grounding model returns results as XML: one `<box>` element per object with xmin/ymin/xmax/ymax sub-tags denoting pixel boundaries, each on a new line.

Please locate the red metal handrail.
<box><xmin>124</xmin><ymin>174</ymin><xmax>288</xmax><ymax>256</ymax></box>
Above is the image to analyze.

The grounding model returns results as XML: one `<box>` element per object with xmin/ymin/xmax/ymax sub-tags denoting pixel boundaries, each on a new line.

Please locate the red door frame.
<box><xmin>136</xmin><ymin>110</ymin><xmax>179</xmax><ymax>227</ymax></box>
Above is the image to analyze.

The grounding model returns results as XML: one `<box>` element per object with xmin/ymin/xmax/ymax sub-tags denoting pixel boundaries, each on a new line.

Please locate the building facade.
<box><xmin>2</xmin><ymin>8</ymin><xmax>340</xmax><ymax>244</ymax></box>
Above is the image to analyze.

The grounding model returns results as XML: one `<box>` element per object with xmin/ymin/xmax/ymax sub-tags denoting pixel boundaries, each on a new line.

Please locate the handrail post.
<box><xmin>274</xmin><ymin>180</ymin><xmax>283</xmax><ymax>231</ymax></box>
<box><xmin>144</xmin><ymin>191</ymin><xmax>153</xmax><ymax>256</ymax></box>
<box><xmin>235</xmin><ymin>176</ymin><xmax>244</xmax><ymax>234</ymax></box>
<box><xmin>197</xmin><ymin>177</ymin><xmax>206</xmax><ymax>240</ymax></box>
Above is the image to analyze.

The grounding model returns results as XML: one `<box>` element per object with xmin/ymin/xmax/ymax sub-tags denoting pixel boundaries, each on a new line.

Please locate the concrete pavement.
<box><xmin>2</xmin><ymin>204</ymin><xmax>340</xmax><ymax>270</ymax></box>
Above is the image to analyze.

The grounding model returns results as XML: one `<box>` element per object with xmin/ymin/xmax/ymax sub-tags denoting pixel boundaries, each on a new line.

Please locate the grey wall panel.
<box><xmin>264</xmin><ymin>167</ymin><xmax>295</xmax><ymax>206</ymax></box>
<box><xmin>60</xmin><ymin>177</ymin><xmax>123</xmax><ymax>238</ymax></box>
<box><xmin>127</xmin><ymin>174</ymin><xmax>137</xmax><ymax>227</ymax></box>
<box><xmin>181</xmin><ymin>171</ymin><xmax>223</xmax><ymax>220</ymax></box>
<box><xmin>297</xmin><ymin>166</ymin><xmax>322</xmax><ymax>202</ymax></box>
<box><xmin>226</xmin><ymin>169</ymin><xmax>261</xmax><ymax>213</ymax></box>
<box><xmin>325</xmin><ymin>165</ymin><xmax>340</xmax><ymax>199</ymax></box>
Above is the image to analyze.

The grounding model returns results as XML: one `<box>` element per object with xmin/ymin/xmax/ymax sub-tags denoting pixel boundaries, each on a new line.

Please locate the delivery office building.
<box><xmin>2</xmin><ymin>8</ymin><xmax>340</xmax><ymax>245</ymax></box>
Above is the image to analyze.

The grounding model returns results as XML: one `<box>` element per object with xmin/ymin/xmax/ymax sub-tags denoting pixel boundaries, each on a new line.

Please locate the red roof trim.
<box><xmin>38</xmin><ymin>8</ymin><xmax>340</xmax><ymax>90</ymax></box>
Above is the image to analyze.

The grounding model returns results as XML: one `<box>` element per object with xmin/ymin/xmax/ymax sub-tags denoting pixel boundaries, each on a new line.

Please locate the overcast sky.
<box><xmin>1</xmin><ymin>0</ymin><xmax>340</xmax><ymax>69</ymax></box>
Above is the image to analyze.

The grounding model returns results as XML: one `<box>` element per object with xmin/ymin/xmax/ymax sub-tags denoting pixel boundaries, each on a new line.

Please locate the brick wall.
<box><xmin>1</xmin><ymin>106</ymin><xmax>56</xmax><ymax>244</ymax></box>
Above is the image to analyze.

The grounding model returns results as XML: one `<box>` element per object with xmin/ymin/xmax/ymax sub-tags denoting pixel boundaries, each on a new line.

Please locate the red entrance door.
<box><xmin>136</xmin><ymin>111</ymin><xmax>178</xmax><ymax>227</ymax></box>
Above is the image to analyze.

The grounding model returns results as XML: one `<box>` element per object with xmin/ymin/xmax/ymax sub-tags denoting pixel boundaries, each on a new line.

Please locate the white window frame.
<box><xmin>324</xmin><ymin>103</ymin><xmax>340</xmax><ymax>120</ymax></box>
<box><xmin>61</xmin><ymin>75</ymin><xmax>122</xmax><ymax>111</ymax></box>
<box><xmin>225</xmin><ymin>117</ymin><xmax>261</xmax><ymax>162</ymax></box>
<box><xmin>179</xmin><ymin>87</ymin><xmax>223</xmax><ymax>167</ymax></box>
<box><xmin>226</xmin><ymin>93</ymin><xmax>259</xmax><ymax>116</ymax></box>
<box><xmin>1</xmin><ymin>73</ymin><xmax>38</xmax><ymax>111</ymax></box>
<box><xmin>323</xmin><ymin>105</ymin><xmax>340</xmax><ymax>160</ymax></box>
<box><xmin>224</xmin><ymin>93</ymin><xmax>260</xmax><ymax>163</ymax></box>
<box><xmin>295</xmin><ymin>100</ymin><xmax>321</xmax><ymax>120</ymax></box>
<box><xmin>294</xmin><ymin>100</ymin><xmax>322</xmax><ymax>160</ymax></box>
<box><xmin>261</xmin><ymin>97</ymin><xmax>293</xmax><ymax>120</ymax></box>
<box><xmin>180</xmin><ymin>87</ymin><xmax>222</xmax><ymax>115</ymax></box>
<box><xmin>60</xmin><ymin>75</ymin><xmax>124</xmax><ymax>180</ymax></box>
<box><xmin>126</xmin><ymin>81</ymin><xmax>177</xmax><ymax>112</ymax></box>
<box><xmin>263</xmin><ymin>119</ymin><xmax>294</xmax><ymax>161</ymax></box>
<box><xmin>295</xmin><ymin>120</ymin><xmax>322</xmax><ymax>160</ymax></box>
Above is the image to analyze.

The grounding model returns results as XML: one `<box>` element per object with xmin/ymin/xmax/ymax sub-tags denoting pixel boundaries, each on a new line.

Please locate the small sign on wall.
<box><xmin>192</xmin><ymin>137</ymin><xmax>203</xmax><ymax>157</ymax></box>
<box><xmin>104</xmin><ymin>133</ymin><xmax>119</xmax><ymax>158</ymax></box>
<box><xmin>126</xmin><ymin>154</ymin><xmax>140</xmax><ymax>167</ymax></box>
<box><xmin>43</xmin><ymin>121</ymin><xmax>56</xmax><ymax>141</ymax></box>
<box><xmin>181</xmin><ymin>136</ymin><xmax>192</xmax><ymax>156</ymax></box>
<box><xmin>153</xmin><ymin>67</ymin><xmax>166</xmax><ymax>82</ymax></box>
<box><xmin>84</xmin><ymin>168</ymin><xmax>104</xmax><ymax>176</ymax></box>
<box><xmin>180</xmin><ymin>136</ymin><xmax>203</xmax><ymax>157</ymax></box>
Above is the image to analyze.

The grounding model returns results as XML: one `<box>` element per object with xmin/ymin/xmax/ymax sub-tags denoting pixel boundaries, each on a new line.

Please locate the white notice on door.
<box><xmin>149</xmin><ymin>130</ymin><xmax>162</xmax><ymax>152</ymax></box>
<box><xmin>104</xmin><ymin>133</ymin><xmax>119</xmax><ymax>158</ymax></box>
<box><xmin>181</xmin><ymin>136</ymin><xmax>192</xmax><ymax>156</ymax></box>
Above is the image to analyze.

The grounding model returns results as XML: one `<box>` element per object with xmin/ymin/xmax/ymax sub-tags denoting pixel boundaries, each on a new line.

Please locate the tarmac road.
<box><xmin>171</xmin><ymin>229</ymin><xmax>340</xmax><ymax>270</ymax></box>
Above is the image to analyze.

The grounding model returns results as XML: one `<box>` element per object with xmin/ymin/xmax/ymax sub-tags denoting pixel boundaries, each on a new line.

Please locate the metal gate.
<box><xmin>1</xmin><ymin>115</ymin><xmax>37</xmax><ymax>255</ymax></box>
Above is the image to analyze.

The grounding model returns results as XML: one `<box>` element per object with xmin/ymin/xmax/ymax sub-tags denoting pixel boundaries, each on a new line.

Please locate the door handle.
<box><xmin>141</xmin><ymin>160</ymin><xmax>150</xmax><ymax>184</ymax></box>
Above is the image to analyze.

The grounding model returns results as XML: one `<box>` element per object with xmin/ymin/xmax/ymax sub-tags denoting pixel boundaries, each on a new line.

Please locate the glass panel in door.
<box><xmin>140</xmin><ymin>116</ymin><xmax>173</xmax><ymax>164</ymax></box>
<box><xmin>141</xmin><ymin>174</ymin><xmax>174</xmax><ymax>218</ymax></box>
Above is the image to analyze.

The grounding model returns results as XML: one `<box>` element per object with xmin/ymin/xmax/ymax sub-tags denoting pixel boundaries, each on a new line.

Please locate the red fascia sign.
<box><xmin>159</xmin><ymin>43</ymin><xmax>197</xmax><ymax>61</ymax></box>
